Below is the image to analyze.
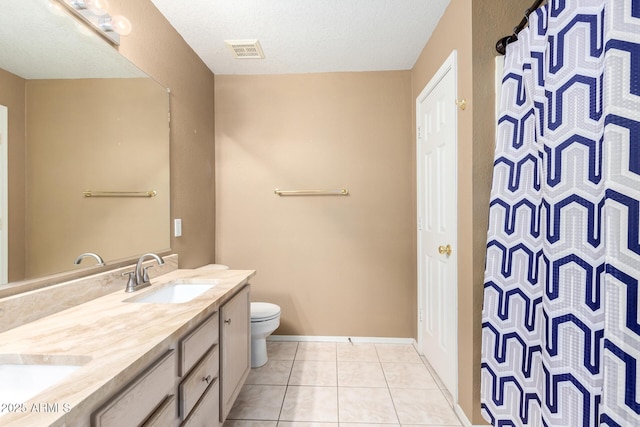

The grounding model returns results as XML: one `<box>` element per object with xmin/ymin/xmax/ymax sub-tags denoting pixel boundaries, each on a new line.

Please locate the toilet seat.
<box><xmin>251</xmin><ymin>302</ymin><xmax>280</xmax><ymax>322</ymax></box>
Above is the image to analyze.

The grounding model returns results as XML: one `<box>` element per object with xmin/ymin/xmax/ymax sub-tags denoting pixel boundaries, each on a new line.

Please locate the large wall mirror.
<box><xmin>0</xmin><ymin>0</ymin><xmax>170</xmax><ymax>287</ymax></box>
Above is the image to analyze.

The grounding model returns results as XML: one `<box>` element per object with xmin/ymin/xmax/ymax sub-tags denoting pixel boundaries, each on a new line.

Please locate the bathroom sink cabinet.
<box><xmin>91</xmin><ymin>350</ymin><xmax>177</xmax><ymax>427</ymax></box>
<box><xmin>178</xmin><ymin>311</ymin><xmax>220</xmax><ymax>426</ymax></box>
<box><xmin>219</xmin><ymin>284</ymin><xmax>251</xmax><ymax>422</ymax></box>
<box><xmin>91</xmin><ymin>284</ymin><xmax>251</xmax><ymax>427</ymax></box>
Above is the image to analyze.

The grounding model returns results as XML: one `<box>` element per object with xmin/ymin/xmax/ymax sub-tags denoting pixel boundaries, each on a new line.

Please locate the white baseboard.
<box><xmin>268</xmin><ymin>335</ymin><xmax>416</xmax><ymax>345</ymax></box>
<box><xmin>455</xmin><ymin>404</ymin><xmax>490</xmax><ymax>427</ymax></box>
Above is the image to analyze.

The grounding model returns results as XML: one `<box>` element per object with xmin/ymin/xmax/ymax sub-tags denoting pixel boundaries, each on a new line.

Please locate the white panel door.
<box><xmin>417</xmin><ymin>52</ymin><xmax>458</xmax><ymax>397</ymax></box>
<box><xmin>0</xmin><ymin>105</ymin><xmax>7</xmax><ymax>284</ymax></box>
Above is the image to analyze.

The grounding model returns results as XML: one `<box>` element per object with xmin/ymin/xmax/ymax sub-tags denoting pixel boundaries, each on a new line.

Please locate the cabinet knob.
<box><xmin>203</xmin><ymin>375</ymin><xmax>212</xmax><ymax>384</ymax></box>
<box><xmin>224</xmin><ymin>318</ymin><xmax>231</xmax><ymax>325</ymax></box>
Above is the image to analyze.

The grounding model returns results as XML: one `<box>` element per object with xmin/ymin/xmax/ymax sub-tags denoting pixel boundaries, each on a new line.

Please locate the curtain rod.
<box><xmin>495</xmin><ymin>0</ymin><xmax>546</xmax><ymax>55</ymax></box>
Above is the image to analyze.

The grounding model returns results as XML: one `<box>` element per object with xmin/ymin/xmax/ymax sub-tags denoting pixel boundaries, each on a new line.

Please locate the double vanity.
<box><xmin>0</xmin><ymin>265</ymin><xmax>254</xmax><ymax>426</ymax></box>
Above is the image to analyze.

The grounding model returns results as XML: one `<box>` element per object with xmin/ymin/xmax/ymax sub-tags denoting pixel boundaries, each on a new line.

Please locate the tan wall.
<box><xmin>0</xmin><ymin>68</ymin><xmax>26</xmax><ymax>282</ymax></box>
<box><xmin>411</xmin><ymin>0</ymin><xmax>537</xmax><ymax>423</ymax></box>
<box><xmin>108</xmin><ymin>0</ymin><xmax>216</xmax><ymax>268</ymax></box>
<box><xmin>25</xmin><ymin>79</ymin><xmax>170</xmax><ymax>278</ymax></box>
<box><xmin>215</xmin><ymin>72</ymin><xmax>415</xmax><ymax>337</ymax></box>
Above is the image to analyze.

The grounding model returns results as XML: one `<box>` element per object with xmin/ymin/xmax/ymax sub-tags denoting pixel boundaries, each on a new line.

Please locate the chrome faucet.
<box><xmin>74</xmin><ymin>252</ymin><xmax>105</xmax><ymax>266</ymax></box>
<box><xmin>124</xmin><ymin>253</ymin><xmax>165</xmax><ymax>292</ymax></box>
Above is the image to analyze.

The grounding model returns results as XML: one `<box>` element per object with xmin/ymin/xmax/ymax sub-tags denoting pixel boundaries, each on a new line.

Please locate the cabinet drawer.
<box><xmin>181</xmin><ymin>379</ymin><xmax>220</xmax><ymax>427</ymax></box>
<box><xmin>92</xmin><ymin>350</ymin><xmax>176</xmax><ymax>427</ymax></box>
<box><xmin>180</xmin><ymin>312</ymin><xmax>219</xmax><ymax>376</ymax></box>
<box><xmin>142</xmin><ymin>395</ymin><xmax>177</xmax><ymax>427</ymax></box>
<box><xmin>179</xmin><ymin>345</ymin><xmax>219</xmax><ymax>418</ymax></box>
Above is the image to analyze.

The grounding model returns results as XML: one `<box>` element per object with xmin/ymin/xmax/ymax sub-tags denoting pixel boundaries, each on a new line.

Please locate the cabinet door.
<box><xmin>181</xmin><ymin>380</ymin><xmax>219</xmax><ymax>427</ymax></box>
<box><xmin>92</xmin><ymin>350</ymin><xmax>177</xmax><ymax>427</ymax></box>
<box><xmin>219</xmin><ymin>285</ymin><xmax>250</xmax><ymax>421</ymax></box>
<box><xmin>142</xmin><ymin>395</ymin><xmax>177</xmax><ymax>427</ymax></box>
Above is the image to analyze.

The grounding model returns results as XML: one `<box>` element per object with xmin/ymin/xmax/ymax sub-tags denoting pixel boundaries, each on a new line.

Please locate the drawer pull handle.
<box><xmin>203</xmin><ymin>375</ymin><xmax>212</xmax><ymax>384</ymax></box>
<box><xmin>224</xmin><ymin>318</ymin><xmax>231</xmax><ymax>325</ymax></box>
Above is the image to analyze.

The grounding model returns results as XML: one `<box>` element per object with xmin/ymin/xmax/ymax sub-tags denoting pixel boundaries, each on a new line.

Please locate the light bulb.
<box><xmin>110</xmin><ymin>15</ymin><xmax>132</xmax><ymax>35</ymax></box>
<box><xmin>85</xmin><ymin>0</ymin><xmax>109</xmax><ymax>16</ymax></box>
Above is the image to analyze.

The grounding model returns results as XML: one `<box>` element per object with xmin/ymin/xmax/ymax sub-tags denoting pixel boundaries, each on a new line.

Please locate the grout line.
<box><xmin>276</xmin><ymin>341</ymin><xmax>298</xmax><ymax>422</ymax></box>
<box><xmin>335</xmin><ymin>343</ymin><xmax>340</xmax><ymax>422</ymax></box>
<box><xmin>378</xmin><ymin>345</ymin><xmax>402</xmax><ymax>424</ymax></box>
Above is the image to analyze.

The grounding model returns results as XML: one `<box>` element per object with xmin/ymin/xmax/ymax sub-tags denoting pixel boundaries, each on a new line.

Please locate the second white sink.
<box><xmin>126</xmin><ymin>280</ymin><xmax>220</xmax><ymax>304</ymax></box>
<box><xmin>0</xmin><ymin>354</ymin><xmax>90</xmax><ymax>415</ymax></box>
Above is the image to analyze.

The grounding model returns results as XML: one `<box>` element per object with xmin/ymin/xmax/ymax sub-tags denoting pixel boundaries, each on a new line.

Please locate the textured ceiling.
<box><xmin>149</xmin><ymin>0</ymin><xmax>451</xmax><ymax>75</ymax></box>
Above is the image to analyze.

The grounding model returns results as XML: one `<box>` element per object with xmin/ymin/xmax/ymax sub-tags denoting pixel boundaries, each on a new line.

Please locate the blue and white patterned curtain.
<box><xmin>481</xmin><ymin>1</ymin><xmax>639</xmax><ymax>426</ymax></box>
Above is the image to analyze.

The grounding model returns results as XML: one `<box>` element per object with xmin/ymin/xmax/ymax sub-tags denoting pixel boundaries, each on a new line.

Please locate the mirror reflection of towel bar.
<box><xmin>274</xmin><ymin>188</ymin><xmax>349</xmax><ymax>196</ymax></box>
<box><xmin>83</xmin><ymin>190</ymin><xmax>157</xmax><ymax>198</ymax></box>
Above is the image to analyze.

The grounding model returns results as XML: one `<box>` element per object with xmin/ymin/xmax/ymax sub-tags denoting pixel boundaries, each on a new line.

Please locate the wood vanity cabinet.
<box><xmin>91</xmin><ymin>284</ymin><xmax>250</xmax><ymax>427</ymax></box>
<box><xmin>91</xmin><ymin>350</ymin><xmax>177</xmax><ymax>427</ymax></box>
<box><xmin>178</xmin><ymin>312</ymin><xmax>220</xmax><ymax>427</ymax></box>
<box><xmin>219</xmin><ymin>285</ymin><xmax>251</xmax><ymax>422</ymax></box>
<box><xmin>90</xmin><ymin>312</ymin><xmax>221</xmax><ymax>427</ymax></box>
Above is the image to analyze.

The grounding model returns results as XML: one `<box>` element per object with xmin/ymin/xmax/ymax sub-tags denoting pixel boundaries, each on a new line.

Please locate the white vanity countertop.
<box><xmin>0</xmin><ymin>268</ymin><xmax>255</xmax><ymax>426</ymax></box>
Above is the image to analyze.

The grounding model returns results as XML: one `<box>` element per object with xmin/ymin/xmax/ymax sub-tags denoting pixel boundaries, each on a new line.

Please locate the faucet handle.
<box><xmin>122</xmin><ymin>271</ymin><xmax>136</xmax><ymax>293</ymax></box>
<box><xmin>142</xmin><ymin>266</ymin><xmax>152</xmax><ymax>283</ymax></box>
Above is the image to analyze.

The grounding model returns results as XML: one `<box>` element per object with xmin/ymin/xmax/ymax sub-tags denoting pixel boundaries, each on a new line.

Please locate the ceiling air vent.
<box><xmin>225</xmin><ymin>39</ymin><xmax>265</xmax><ymax>59</ymax></box>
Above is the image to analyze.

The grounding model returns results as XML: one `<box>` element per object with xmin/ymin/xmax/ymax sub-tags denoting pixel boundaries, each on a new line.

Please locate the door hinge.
<box><xmin>417</xmin><ymin>126</ymin><xmax>422</xmax><ymax>139</ymax></box>
<box><xmin>419</xmin><ymin>309</ymin><xmax>423</xmax><ymax>322</ymax></box>
<box><xmin>418</xmin><ymin>216</ymin><xmax>423</xmax><ymax>231</ymax></box>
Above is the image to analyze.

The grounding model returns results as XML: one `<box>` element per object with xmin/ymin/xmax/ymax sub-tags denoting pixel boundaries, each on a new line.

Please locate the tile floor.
<box><xmin>223</xmin><ymin>341</ymin><xmax>462</xmax><ymax>426</ymax></box>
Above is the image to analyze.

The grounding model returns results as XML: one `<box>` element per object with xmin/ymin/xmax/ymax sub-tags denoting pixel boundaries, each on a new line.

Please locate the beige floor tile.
<box><xmin>289</xmin><ymin>360</ymin><xmax>338</xmax><ymax>386</ymax></box>
<box><xmin>295</xmin><ymin>342</ymin><xmax>337</xmax><ymax>361</ymax></box>
<box><xmin>227</xmin><ymin>384</ymin><xmax>287</xmax><ymax>421</ymax></box>
<box><xmin>224</xmin><ymin>422</ymin><xmax>278</xmax><ymax>427</ymax></box>
<box><xmin>268</xmin><ymin>341</ymin><xmax>299</xmax><ymax>360</ymax></box>
<box><xmin>389</xmin><ymin>388</ymin><xmax>461</xmax><ymax>425</ymax></box>
<box><xmin>374</xmin><ymin>344</ymin><xmax>422</xmax><ymax>363</ymax></box>
<box><xmin>421</xmin><ymin>356</ymin><xmax>449</xmax><ymax>390</ymax></box>
<box><xmin>337</xmin><ymin>361</ymin><xmax>387</xmax><ymax>388</ymax></box>
<box><xmin>381</xmin><ymin>362</ymin><xmax>439</xmax><ymax>389</ymax></box>
<box><xmin>336</xmin><ymin>343</ymin><xmax>379</xmax><ymax>362</ymax></box>
<box><xmin>337</xmin><ymin>387</ymin><xmax>399</xmax><ymax>423</ymax></box>
<box><xmin>280</xmin><ymin>386</ymin><xmax>339</xmax><ymax>422</ymax></box>
<box><xmin>247</xmin><ymin>360</ymin><xmax>294</xmax><ymax>386</ymax></box>
<box><xmin>278</xmin><ymin>423</ymin><xmax>338</xmax><ymax>427</ymax></box>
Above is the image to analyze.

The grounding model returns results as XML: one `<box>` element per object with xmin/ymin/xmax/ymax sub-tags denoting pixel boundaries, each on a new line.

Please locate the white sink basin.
<box><xmin>0</xmin><ymin>355</ymin><xmax>89</xmax><ymax>414</ymax></box>
<box><xmin>126</xmin><ymin>280</ymin><xmax>220</xmax><ymax>304</ymax></box>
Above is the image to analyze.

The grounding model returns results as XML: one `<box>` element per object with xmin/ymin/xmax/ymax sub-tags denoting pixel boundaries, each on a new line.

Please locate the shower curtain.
<box><xmin>481</xmin><ymin>1</ymin><xmax>639</xmax><ymax>426</ymax></box>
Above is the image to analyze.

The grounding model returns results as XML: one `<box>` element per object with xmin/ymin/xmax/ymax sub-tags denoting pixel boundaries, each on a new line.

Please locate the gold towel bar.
<box><xmin>83</xmin><ymin>190</ymin><xmax>157</xmax><ymax>198</ymax></box>
<box><xmin>274</xmin><ymin>188</ymin><xmax>349</xmax><ymax>196</ymax></box>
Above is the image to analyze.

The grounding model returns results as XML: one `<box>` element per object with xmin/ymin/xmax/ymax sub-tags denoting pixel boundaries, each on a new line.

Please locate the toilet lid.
<box><xmin>251</xmin><ymin>302</ymin><xmax>281</xmax><ymax>321</ymax></box>
<box><xmin>197</xmin><ymin>264</ymin><xmax>229</xmax><ymax>270</ymax></box>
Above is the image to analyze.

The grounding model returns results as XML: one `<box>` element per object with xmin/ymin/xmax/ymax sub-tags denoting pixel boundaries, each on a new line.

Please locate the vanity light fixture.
<box><xmin>99</xmin><ymin>15</ymin><xmax>133</xmax><ymax>36</ymax></box>
<box><xmin>53</xmin><ymin>0</ymin><xmax>132</xmax><ymax>46</ymax></box>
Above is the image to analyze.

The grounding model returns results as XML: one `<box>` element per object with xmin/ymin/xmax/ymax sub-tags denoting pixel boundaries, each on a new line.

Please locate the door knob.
<box><xmin>438</xmin><ymin>244</ymin><xmax>452</xmax><ymax>256</ymax></box>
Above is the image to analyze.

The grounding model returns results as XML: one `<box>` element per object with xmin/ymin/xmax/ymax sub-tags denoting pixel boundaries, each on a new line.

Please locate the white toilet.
<box><xmin>198</xmin><ymin>265</ymin><xmax>280</xmax><ymax>368</ymax></box>
<box><xmin>196</xmin><ymin>264</ymin><xmax>229</xmax><ymax>271</ymax></box>
<box><xmin>250</xmin><ymin>302</ymin><xmax>281</xmax><ymax>368</ymax></box>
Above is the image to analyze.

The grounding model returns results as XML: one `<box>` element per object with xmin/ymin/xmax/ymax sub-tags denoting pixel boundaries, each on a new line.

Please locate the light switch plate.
<box><xmin>174</xmin><ymin>219</ymin><xmax>182</xmax><ymax>237</ymax></box>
